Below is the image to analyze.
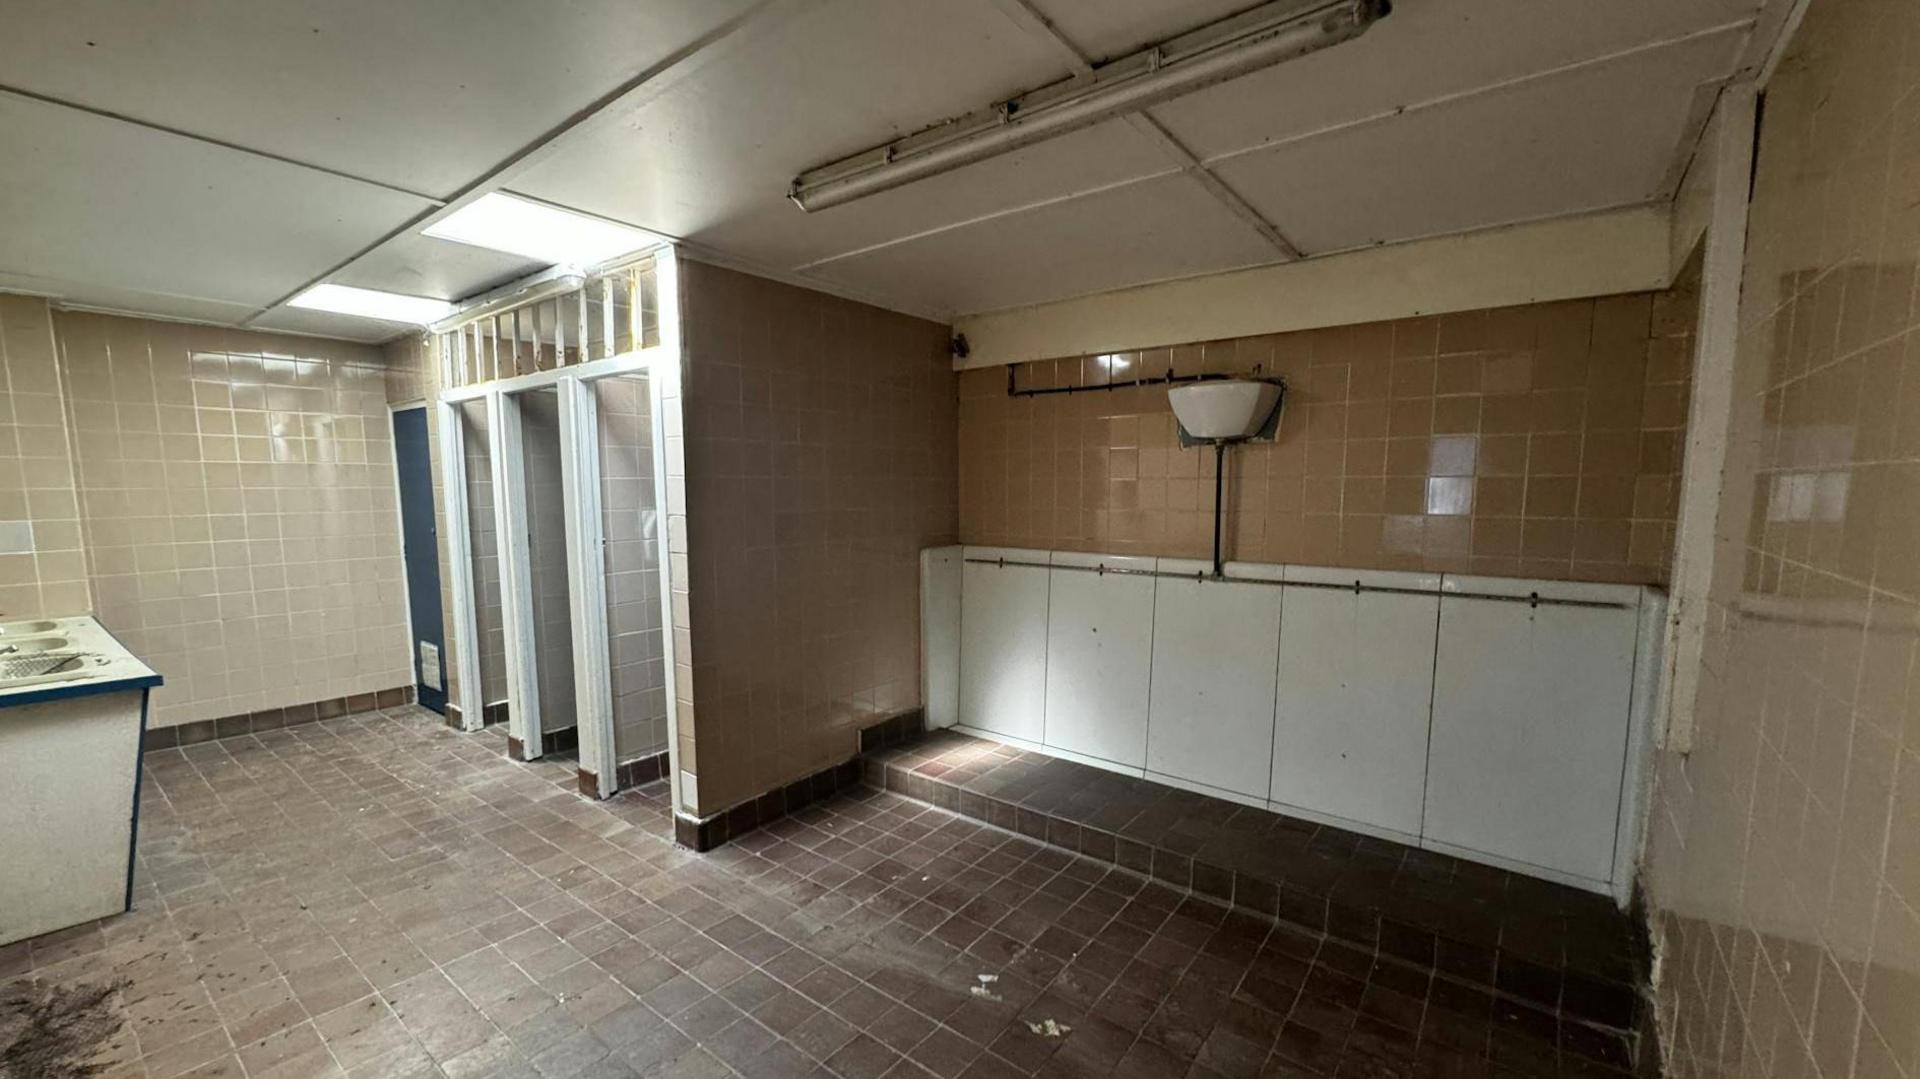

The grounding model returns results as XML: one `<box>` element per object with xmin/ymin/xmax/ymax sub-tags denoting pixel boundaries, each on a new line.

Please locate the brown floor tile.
<box><xmin>1</xmin><ymin>707</ymin><xmax>1630</xmax><ymax>1079</ymax></box>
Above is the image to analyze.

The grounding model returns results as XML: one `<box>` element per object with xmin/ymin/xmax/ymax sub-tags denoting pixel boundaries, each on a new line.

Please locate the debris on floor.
<box><xmin>968</xmin><ymin>973</ymin><xmax>1002</xmax><ymax>1002</ymax></box>
<box><xmin>1025</xmin><ymin>1018</ymin><xmax>1071</xmax><ymax>1038</ymax></box>
<box><xmin>0</xmin><ymin>979</ymin><xmax>128</xmax><ymax>1079</ymax></box>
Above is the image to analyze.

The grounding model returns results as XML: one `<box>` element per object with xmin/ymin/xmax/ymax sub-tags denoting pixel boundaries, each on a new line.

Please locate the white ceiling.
<box><xmin>0</xmin><ymin>0</ymin><xmax>1784</xmax><ymax>342</ymax></box>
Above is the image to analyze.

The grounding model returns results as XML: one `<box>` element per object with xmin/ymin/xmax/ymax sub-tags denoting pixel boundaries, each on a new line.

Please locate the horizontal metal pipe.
<box><xmin>791</xmin><ymin>0</ymin><xmax>1385</xmax><ymax>212</ymax></box>
<box><xmin>960</xmin><ymin>557</ymin><xmax>1637</xmax><ymax>609</ymax></box>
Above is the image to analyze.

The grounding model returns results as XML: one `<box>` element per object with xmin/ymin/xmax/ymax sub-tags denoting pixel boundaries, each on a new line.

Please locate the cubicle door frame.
<box><xmin>439</xmin><ymin>350</ymin><xmax>677</xmax><ymax>797</ymax></box>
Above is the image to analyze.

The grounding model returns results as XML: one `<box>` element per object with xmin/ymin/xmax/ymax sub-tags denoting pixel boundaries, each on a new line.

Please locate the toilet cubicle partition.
<box><xmin>434</xmin><ymin>251</ymin><xmax>681</xmax><ymax>801</ymax></box>
<box><xmin>923</xmin><ymin>544</ymin><xmax>1667</xmax><ymax>904</ymax></box>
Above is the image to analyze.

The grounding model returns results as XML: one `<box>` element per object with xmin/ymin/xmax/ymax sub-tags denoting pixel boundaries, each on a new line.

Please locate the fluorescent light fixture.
<box><xmin>790</xmin><ymin>0</ymin><xmax>1389</xmax><ymax>212</ymax></box>
<box><xmin>424</xmin><ymin>193</ymin><xmax>664</xmax><ymax>266</ymax></box>
<box><xmin>288</xmin><ymin>283</ymin><xmax>454</xmax><ymax>325</ymax></box>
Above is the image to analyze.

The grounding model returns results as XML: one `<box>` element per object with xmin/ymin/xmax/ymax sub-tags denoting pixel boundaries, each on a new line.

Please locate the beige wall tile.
<box><xmin>1645</xmin><ymin>1</ymin><xmax>1920</xmax><ymax>1076</ymax></box>
<box><xmin>676</xmin><ymin>260</ymin><xmax>958</xmax><ymax>816</ymax></box>
<box><xmin>32</xmin><ymin>305</ymin><xmax>414</xmax><ymax>728</ymax></box>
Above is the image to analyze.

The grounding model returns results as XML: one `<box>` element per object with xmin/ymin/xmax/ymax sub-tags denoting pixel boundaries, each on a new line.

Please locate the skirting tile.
<box><xmin>143</xmin><ymin>686</ymin><xmax>417</xmax><ymax>751</ymax></box>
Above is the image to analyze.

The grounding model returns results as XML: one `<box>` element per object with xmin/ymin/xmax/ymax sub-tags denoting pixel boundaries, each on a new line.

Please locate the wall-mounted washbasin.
<box><xmin>0</xmin><ymin>620</ymin><xmax>59</xmax><ymax>635</ymax></box>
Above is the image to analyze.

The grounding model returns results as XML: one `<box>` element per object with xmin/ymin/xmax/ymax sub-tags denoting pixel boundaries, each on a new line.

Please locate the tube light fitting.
<box><xmin>424</xmin><ymin>192</ymin><xmax>666</xmax><ymax>268</ymax></box>
<box><xmin>288</xmin><ymin>283</ymin><xmax>455</xmax><ymax>325</ymax></box>
<box><xmin>788</xmin><ymin>0</ymin><xmax>1390</xmax><ymax>213</ymax></box>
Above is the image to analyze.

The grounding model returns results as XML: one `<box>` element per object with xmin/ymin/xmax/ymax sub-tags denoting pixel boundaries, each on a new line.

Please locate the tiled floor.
<box><xmin>1</xmin><ymin>706</ymin><xmax>1638</xmax><ymax>1078</ymax></box>
<box><xmin>864</xmin><ymin>732</ymin><xmax>1646</xmax><ymax>1037</ymax></box>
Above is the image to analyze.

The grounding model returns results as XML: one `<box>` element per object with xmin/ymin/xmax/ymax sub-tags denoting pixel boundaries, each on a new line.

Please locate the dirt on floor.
<box><xmin>0</xmin><ymin>979</ymin><xmax>128</xmax><ymax>1079</ymax></box>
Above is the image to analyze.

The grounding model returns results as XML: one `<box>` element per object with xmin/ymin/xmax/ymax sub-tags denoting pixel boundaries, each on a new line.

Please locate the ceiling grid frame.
<box><xmin>984</xmin><ymin>0</ymin><xmax>1305</xmax><ymax>260</ymax></box>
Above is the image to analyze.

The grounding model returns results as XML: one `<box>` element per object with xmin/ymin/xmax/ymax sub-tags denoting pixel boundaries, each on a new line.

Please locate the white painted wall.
<box><xmin>951</xmin><ymin>205</ymin><xmax>1674</xmax><ymax>369</ymax></box>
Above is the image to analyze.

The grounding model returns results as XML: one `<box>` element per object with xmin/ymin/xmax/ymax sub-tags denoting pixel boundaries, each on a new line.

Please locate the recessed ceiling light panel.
<box><xmin>288</xmin><ymin>283</ymin><xmax>454</xmax><ymax>325</ymax></box>
<box><xmin>423</xmin><ymin>193</ymin><xmax>664</xmax><ymax>267</ymax></box>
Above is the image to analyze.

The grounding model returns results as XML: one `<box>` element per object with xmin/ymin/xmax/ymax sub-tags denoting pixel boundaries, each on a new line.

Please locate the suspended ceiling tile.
<box><xmin>511</xmin><ymin>0</ymin><xmax>1118</xmax><ymax>266</ymax></box>
<box><xmin>0</xmin><ymin>273</ymin><xmax>260</xmax><ymax>328</ymax></box>
<box><xmin>1207</xmin><ymin>31</ymin><xmax>1742</xmax><ymax>255</ymax></box>
<box><xmin>810</xmin><ymin>172</ymin><xmax>1281</xmax><ymax>316</ymax></box>
<box><xmin>0</xmin><ymin>94</ymin><xmax>432</xmax><ymax>312</ymax></box>
<box><xmin>1017</xmin><ymin>0</ymin><xmax>1283</xmax><ymax>64</ymax></box>
<box><xmin>684</xmin><ymin>120</ymin><xmax>1183</xmax><ymax>271</ymax></box>
<box><xmin>0</xmin><ymin>0</ymin><xmax>760</xmax><ymax>198</ymax></box>
<box><xmin>334</xmin><ymin>232</ymin><xmax>549</xmax><ymax>304</ymax></box>
<box><xmin>247</xmin><ymin>305</ymin><xmax>418</xmax><ymax>345</ymax></box>
<box><xmin>1148</xmin><ymin>0</ymin><xmax>1758</xmax><ymax>161</ymax></box>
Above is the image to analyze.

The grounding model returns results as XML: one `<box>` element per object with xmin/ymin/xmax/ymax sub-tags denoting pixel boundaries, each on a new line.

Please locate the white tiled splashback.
<box><xmin>930</xmin><ymin>544</ymin><xmax>1667</xmax><ymax>900</ymax></box>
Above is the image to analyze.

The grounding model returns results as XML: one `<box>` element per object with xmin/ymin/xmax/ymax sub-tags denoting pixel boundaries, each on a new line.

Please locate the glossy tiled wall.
<box><xmin>596</xmin><ymin>373</ymin><xmax>668</xmax><ymax>762</ymax></box>
<box><xmin>520</xmin><ymin>388</ymin><xmax>577</xmax><ymax>732</ymax></box>
<box><xmin>678</xmin><ymin>260</ymin><xmax>959</xmax><ymax>817</ymax></box>
<box><xmin>0</xmin><ymin>295</ymin><xmax>89</xmax><ymax>618</ymax></box>
<box><xmin>54</xmin><ymin>309</ymin><xmax>411</xmax><ymax>727</ymax></box>
<box><xmin>458</xmin><ymin>398</ymin><xmax>508</xmax><ymax>705</ymax></box>
<box><xmin>1644</xmin><ymin>0</ymin><xmax>1920</xmax><ymax>1075</ymax></box>
<box><xmin>959</xmin><ymin>277</ymin><xmax>1699</xmax><ymax>584</ymax></box>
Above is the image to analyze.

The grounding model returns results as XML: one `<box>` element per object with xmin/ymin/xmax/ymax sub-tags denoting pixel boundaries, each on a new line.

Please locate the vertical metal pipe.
<box><xmin>490</xmin><ymin>315</ymin><xmax>502</xmax><ymax>383</ymax></box>
<box><xmin>511</xmin><ymin>309</ymin><xmax>523</xmax><ymax>374</ymax></box>
<box><xmin>1212</xmin><ymin>441</ymin><xmax>1226</xmax><ymax>578</ymax></box>
<box><xmin>552</xmin><ymin>297</ymin><xmax>565</xmax><ymax>370</ymax></box>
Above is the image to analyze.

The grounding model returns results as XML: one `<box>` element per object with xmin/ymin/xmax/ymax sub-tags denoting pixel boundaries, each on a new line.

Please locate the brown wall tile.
<box><xmin>958</xmin><ymin>279</ymin><xmax>1700</xmax><ymax>585</ymax></box>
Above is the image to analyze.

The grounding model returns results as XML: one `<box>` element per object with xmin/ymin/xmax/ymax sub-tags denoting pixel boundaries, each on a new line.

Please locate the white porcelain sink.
<box><xmin>1</xmin><ymin>636</ymin><xmax>70</xmax><ymax>654</ymax></box>
<box><xmin>0</xmin><ymin>620</ymin><xmax>58</xmax><ymax>635</ymax></box>
<box><xmin>1168</xmin><ymin>379</ymin><xmax>1282</xmax><ymax>441</ymax></box>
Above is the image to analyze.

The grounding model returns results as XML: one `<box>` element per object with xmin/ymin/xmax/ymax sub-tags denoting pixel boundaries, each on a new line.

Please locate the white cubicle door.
<box><xmin>958</xmin><ymin>548</ymin><xmax>1050</xmax><ymax>742</ymax></box>
<box><xmin>1043</xmin><ymin>552</ymin><xmax>1156</xmax><ymax>768</ymax></box>
<box><xmin>1270</xmin><ymin>566</ymin><xmax>1440</xmax><ymax>839</ymax></box>
<box><xmin>1146</xmin><ymin>560</ymin><xmax>1282</xmax><ymax>800</ymax></box>
<box><xmin>1424</xmin><ymin>576</ymin><xmax>1640</xmax><ymax>884</ymax></box>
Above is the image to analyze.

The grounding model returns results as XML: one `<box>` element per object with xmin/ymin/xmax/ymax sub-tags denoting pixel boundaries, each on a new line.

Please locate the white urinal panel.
<box><xmin>958</xmin><ymin>550</ymin><xmax>1050</xmax><ymax>742</ymax></box>
<box><xmin>1271</xmin><ymin>573</ymin><xmax>1439</xmax><ymax>838</ymax></box>
<box><xmin>1146</xmin><ymin>560</ymin><xmax>1283</xmax><ymax>800</ymax></box>
<box><xmin>1424</xmin><ymin>592</ymin><xmax>1638</xmax><ymax>884</ymax></box>
<box><xmin>1043</xmin><ymin>553</ymin><xmax>1156</xmax><ymax>768</ymax></box>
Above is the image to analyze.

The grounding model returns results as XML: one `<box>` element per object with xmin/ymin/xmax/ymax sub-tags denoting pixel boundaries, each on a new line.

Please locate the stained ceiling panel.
<box><xmin>0</xmin><ymin>93</ymin><xmax>431</xmax><ymax>316</ymax></box>
<box><xmin>1207</xmin><ymin>31</ymin><xmax>1745</xmax><ymax>254</ymax></box>
<box><xmin>0</xmin><ymin>0</ymin><xmax>760</xmax><ymax>198</ymax></box>
<box><xmin>1146</xmin><ymin>0</ymin><xmax>1760</xmax><ymax>161</ymax></box>
<box><xmin>807</xmin><ymin>172</ymin><xmax>1281</xmax><ymax>315</ymax></box>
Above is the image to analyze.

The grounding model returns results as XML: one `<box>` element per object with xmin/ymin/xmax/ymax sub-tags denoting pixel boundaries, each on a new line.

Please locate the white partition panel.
<box><xmin>958</xmin><ymin>548</ymin><xmax>1050</xmax><ymax>742</ymax></box>
<box><xmin>921</xmin><ymin>546</ymin><xmax>963</xmax><ymax>730</ymax></box>
<box><xmin>1424</xmin><ymin>575</ymin><xmax>1640</xmax><ymax>884</ymax></box>
<box><xmin>1146</xmin><ymin>560</ymin><xmax>1282</xmax><ymax>800</ymax></box>
<box><xmin>1044</xmin><ymin>552</ymin><xmax>1156</xmax><ymax>768</ymax></box>
<box><xmin>1271</xmin><ymin>566</ymin><xmax>1441</xmax><ymax>840</ymax></box>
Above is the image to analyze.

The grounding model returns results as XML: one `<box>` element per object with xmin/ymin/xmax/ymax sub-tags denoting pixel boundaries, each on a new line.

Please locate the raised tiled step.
<box><xmin>862</xmin><ymin>729</ymin><xmax>1650</xmax><ymax>1045</ymax></box>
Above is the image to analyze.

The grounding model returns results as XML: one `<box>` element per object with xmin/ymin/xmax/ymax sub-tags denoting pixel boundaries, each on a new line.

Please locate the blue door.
<box><xmin>392</xmin><ymin>407</ymin><xmax>447</xmax><ymax>714</ymax></box>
